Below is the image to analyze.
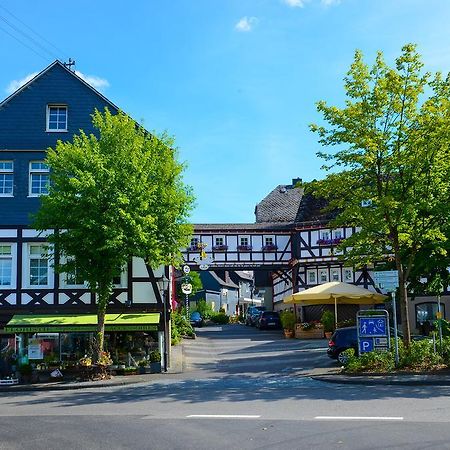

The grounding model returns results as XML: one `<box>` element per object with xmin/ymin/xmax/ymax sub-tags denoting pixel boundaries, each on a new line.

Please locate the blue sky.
<box><xmin>1</xmin><ymin>0</ymin><xmax>450</xmax><ymax>224</ymax></box>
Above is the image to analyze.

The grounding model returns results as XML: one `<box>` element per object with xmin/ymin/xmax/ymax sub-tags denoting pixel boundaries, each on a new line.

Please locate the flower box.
<box><xmin>261</xmin><ymin>244</ymin><xmax>278</xmax><ymax>252</ymax></box>
<box><xmin>316</xmin><ymin>238</ymin><xmax>344</xmax><ymax>246</ymax></box>
<box><xmin>295</xmin><ymin>323</ymin><xmax>324</xmax><ymax>339</ymax></box>
<box><xmin>186</xmin><ymin>245</ymin><xmax>200</xmax><ymax>252</ymax></box>
<box><xmin>237</xmin><ymin>245</ymin><xmax>252</xmax><ymax>252</ymax></box>
<box><xmin>212</xmin><ymin>245</ymin><xmax>228</xmax><ymax>252</ymax></box>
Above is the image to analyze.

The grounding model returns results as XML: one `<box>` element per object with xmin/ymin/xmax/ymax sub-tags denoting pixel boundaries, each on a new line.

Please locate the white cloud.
<box><xmin>235</xmin><ymin>16</ymin><xmax>258</xmax><ymax>32</ymax></box>
<box><xmin>321</xmin><ymin>0</ymin><xmax>341</xmax><ymax>6</ymax></box>
<box><xmin>282</xmin><ymin>0</ymin><xmax>308</xmax><ymax>7</ymax></box>
<box><xmin>75</xmin><ymin>71</ymin><xmax>110</xmax><ymax>92</ymax></box>
<box><xmin>5</xmin><ymin>72</ymin><xmax>38</xmax><ymax>95</ymax></box>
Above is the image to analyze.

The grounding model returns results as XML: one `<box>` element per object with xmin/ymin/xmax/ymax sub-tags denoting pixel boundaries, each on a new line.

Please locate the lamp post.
<box><xmin>157</xmin><ymin>274</ymin><xmax>170</xmax><ymax>372</ymax></box>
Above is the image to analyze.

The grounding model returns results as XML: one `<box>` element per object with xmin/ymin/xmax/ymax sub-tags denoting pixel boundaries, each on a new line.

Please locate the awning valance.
<box><xmin>4</xmin><ymin>313</ymin><xmax>160</xmax><ymax>333</ymax></box>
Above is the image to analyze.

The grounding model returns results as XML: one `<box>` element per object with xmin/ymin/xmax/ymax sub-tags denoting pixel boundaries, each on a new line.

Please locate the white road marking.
<box><xmin>186</xmin><ymin>414</ymin><xmax>261</xmax><ymax>419</ymax></box>
<box><xmin>315</xmin><ymin>416</ymin><xmax>404</xmax><ymax>421</ymax></box>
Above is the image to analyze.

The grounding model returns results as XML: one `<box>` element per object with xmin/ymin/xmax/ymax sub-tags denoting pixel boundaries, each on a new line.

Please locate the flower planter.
<box><xmin>295</xmin><ymin>324</ymin><xmax>324</xmax><ymax>339</ymax></box>
<box><xmin>150</xmin><ymin>362</ymin><xmax>161</xmax><ymax>373</ymax></box>
<box><xmin>283</xmin><ymin>329</ymin><xmax>295</xmax><ymax>339</ymax></box>
<box><xmin>237</xmin><ymin>245</ymin><xmax>252</xmax><ymax>252</ymax></box>
<box><xmin>212</xmin><ymin>245</ymin><xmax>228</xmax><ymax>252</ymax></box>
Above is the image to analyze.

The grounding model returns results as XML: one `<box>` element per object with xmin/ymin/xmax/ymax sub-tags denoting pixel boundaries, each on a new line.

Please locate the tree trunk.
<box><xmin>96</xmin><ymin>283</ymin><xmax>112</xmax><ymax>362</ymax></box>
<box><xmin>396</xmin><ymin>264</ymin><xmax>411</xmax><ymax>346</ymax></box>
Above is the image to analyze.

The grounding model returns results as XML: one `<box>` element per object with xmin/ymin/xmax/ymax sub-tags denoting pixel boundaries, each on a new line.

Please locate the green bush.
<box><xmin>149</xmin><ymin>350</ymin><xmax>161</xmax><ymax>363</ymax></box>
<box><xmin>320</xmin><ymin>310</ymin><xmax>335</xmax><ymax>332</ymax></box>
<box><xmin>171</xmin><ymin>311</ymin><xmax>195</xmax><ymax>345</ymax></box>
<box><xmin>210</xmin><ymin>313</ymin><xmax>230</xmax><ymax>324</ymax></box>
<box><xmin>192</xmin><ymin>299</ymin><xmax>214</xmax><ymax>320</ymax></box>
<box><xmin>344</xmin><ymin>348</ymin><xmax>395</xmax><ymax>373</ymax></box>
<box><xmin>18</xmin><ymin>363</ymin><xmax>33</xmax><ymax>375</ymax></box>
<box><xmin>398</xmin><ymin>339</ymin><xmax>442</xmax><ymax>370</ymax></box>
<box><xmin>280</xmin><ymin>311</ymin><xmax>296</xmax><ymax>331</ymax></box>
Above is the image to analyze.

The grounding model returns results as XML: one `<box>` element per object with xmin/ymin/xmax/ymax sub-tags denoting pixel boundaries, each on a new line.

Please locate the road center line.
<box><xmin>315</xmin><ymin>416</ymin><xmax>403</xmax><ymax>421</ymax></box>
<box><xmin>186</xmin><ymin>414</ymin><xmax>261</xmax><ymax>419</ymax></box>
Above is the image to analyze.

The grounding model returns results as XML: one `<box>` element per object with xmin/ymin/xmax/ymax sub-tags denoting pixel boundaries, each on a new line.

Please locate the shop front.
<box><xmin>1</xmin><ymin>312</ymin><xmax>163</xmax><ymax>379</ymax></box>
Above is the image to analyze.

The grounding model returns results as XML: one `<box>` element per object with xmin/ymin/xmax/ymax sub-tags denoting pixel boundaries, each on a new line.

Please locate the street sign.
<box><xmin>373</xmin><ymin>270</ymin><xmax>399</xmax><ymax>293</ymax></box>
<box><xmin>359</xmin><ymin>317</ymin><xmax>387</xmax><ymax>337</ymax></box>
<box><xmin>181</xmin><ymin>283</ymin><xmax>192</xmax><ymax>295</ymax></box>
<box><xmin>357</xmin><ymin>310</ymin><xmax>390</xmax><ymax>354</ymax></box>
<box><xmin>182</xmin><ymin>265</ymin><xmax>191</xmax><ymax>274</ymax></box>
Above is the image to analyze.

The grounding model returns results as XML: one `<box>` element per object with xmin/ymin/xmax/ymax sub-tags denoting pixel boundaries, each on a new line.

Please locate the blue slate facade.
<box><xmin>0</xmin><ymin>61</ymin><xmax>117</xmax><ymax>225</ymax></box>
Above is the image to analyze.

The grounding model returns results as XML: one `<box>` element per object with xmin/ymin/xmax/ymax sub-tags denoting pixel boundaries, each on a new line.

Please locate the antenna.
<box><xmin>64</xmin><ymin>58</ymin><xmax>76</xmax><ymax>71</ymax></box>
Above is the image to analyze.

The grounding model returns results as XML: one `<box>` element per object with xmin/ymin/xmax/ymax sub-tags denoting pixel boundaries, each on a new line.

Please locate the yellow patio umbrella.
<box><xmin>283</xmin><ymin>281</ymin><xmax>388</xmax><ymax>325</ymax></box>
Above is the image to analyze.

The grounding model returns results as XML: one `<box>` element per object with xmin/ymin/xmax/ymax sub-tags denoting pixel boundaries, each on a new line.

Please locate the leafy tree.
<box><xmin>34</xmin><ymin>109</ymin><xmax>194</xmax><ymax>359</ymax></box>
<box><xmin>310</xmin><ymin>44</ymin><xmax>450</xmax><ymax>344</ymax></box>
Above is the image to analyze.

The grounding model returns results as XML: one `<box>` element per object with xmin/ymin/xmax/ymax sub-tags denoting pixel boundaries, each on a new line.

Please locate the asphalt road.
<box><xmin>2</xmin><ymin>325</ymin><xmax>450</xmax><ymax>449</ymax></box>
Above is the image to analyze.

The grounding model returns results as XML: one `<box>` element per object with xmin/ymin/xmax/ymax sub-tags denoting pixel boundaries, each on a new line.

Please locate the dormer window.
<box><xmin>46</xmin><ymin>105</ymin><xmax>68</xmax><ymax>132</ymax></box>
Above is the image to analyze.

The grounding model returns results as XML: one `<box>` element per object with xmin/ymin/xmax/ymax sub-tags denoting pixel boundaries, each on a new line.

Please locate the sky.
<box><xmin>1</xmin><ymin>0</ymin><xmax>450</xmax><ymax>224</ymax></box>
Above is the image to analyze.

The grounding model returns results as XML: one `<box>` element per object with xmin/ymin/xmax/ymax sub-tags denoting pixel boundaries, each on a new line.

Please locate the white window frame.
<box><xmin>26</xmin><ymin>243</ymin><xmax>52</xmax><ymax>288</ymax></box>
<box><xmin>318</xmin><ymin>268</ymin><xmax>329</xmax><ymax>283</ymax></box>
<box><xmin>29</xmin><ymin>161</ymin><xmax>50</xmax><ymax>197</ymax></box>
<box><xmin>343</xmin><ymin>267</ymin><xmax>353</xmax><ymax>282</ymax></box>
<box><xmin>240</xmin><ymin>237</ymin><xmax>249</xmax><ymax>246</ymax></box>
<box><xmin>331</xmin><ymin>268</ymin><xmax>341</xmax><ymax>282</ymax></box>
<box><xmin>0</xmin><ymin>244</ymin><xmax>15</xmax><ymax>288</ymax></box>
<box><xmin>215</xmin><ymin>237</ymin><xmax>224</xmax><ymax>246</ymax></box>
<box><xmin>46</xmin><ymin>105</ymin><xmax>68</xmax><ymax>132</ymax></box>
<box><xmin>334</xmin><ymin>229</ymin><xmax>343</xmax><ymax>239</ymax></box>
<box><xmin>61</xmin><ymin>257</ymin><xmax>86</xmax><ymax>288</ymax></box>
<box><xmin>264</xmin><ymin>236</ymin><xmax>274</xmax><ymax>246</ymax></box>
<box><xmin>307</xmin><ymin>269</ymin><xmax>317</xmax><ymax>285</ymax></box>
<box><xmin>0</xmin><ymin>161</ymin><xmax>14</xmax><ymax>197</ymax></box>
<box><xmin>321</xmin><ymin>231</ymin><xmax>331</xmax><ymax>241</ymax></box>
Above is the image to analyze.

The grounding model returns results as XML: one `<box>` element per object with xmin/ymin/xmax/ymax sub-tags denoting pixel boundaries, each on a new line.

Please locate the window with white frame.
<box><xmin>343</xmin><ymin>267</ymin><xmax>353</xmax><ymax>282</ymax></box>
<box><xmin>190</xmin><ymin>237</ymin><xmax>199</xmax><ymax>248</ymax></box>
<box><xmin>307</xmin><ymin>269</ymin><xmax>317</xmax><ymax>284</ymax></box>
<box><xmin>215</xmin><ymin>237</ymin><xmax>224</xmax><ymax>246</ymax></box>
<box><xmin>265</xmin><ymin>237</ymin><xmax>274</xmax><ymax>246</ymax></box>
<box><xmin>334</xmin><ymin>229</ymin><xmax>343</xmax><ymax>239</ymax></box>
<box><xmin>0</xmin><ymin>245</ymin><xmax>13</xmax><ymax>286</ymax></box>
<box><xmin>0</xmin><ymin>161</ymin><xmax>13</xmax><ymax>196</ymax></box>
<box><xmin>64</xmin><ymin>259</ymin><xmax>85</xmax><ymax>286</ymax></box>
<box><xmin>29</xmin><ymin>161</ymin><xmax>50</xmax><ymax>196</ymax></box>
<box><xmin>240</xmin><ymin>237</ymin><xmax>249</xmax><ymax>246</ymax></box>
<box><xmin>331</xmin><ymin>268</ymin><xmax>340</xmax><ymax>282</ymax></box>
<box><xmin>46</xmin><ymin>105</ymin><xmax>68</xmax><ymax>132</ymax></box>
<box><xmin>321</xmin><ymin>231</ymin><xmax>330</xmax><ymax>240</ymax></box>
<box><xmin>29</xmin><ymin>244</ymin><xmax>49</xmax><ymax>286</ymax></box>
<box><xmin>319</xmin><ymin>268</ymin><xmax>328</xmax><ymax>283</ymax></box>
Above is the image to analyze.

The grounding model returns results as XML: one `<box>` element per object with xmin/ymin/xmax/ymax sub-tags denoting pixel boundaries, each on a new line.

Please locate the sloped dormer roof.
<box><xmin>254</xmin><ymin>179</ymin><xmax>303</xmax><ymax>223</ymax></box>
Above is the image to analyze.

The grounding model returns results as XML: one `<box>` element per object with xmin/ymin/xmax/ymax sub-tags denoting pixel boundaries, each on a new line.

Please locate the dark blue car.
<box><xmin>190</xmin><ymin>311</ymin><xmax>204</xmax><ymax>327</ymax></box>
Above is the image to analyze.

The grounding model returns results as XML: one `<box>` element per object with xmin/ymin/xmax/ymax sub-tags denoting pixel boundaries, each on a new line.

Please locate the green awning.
<box><xmin>4</xmin><ymin>313</ymin><xmax>160</xmax><ymax>333</ymax></box>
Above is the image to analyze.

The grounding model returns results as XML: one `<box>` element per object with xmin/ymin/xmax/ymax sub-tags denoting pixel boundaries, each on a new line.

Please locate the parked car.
<box><xmin>256</xmin><ymin>311</ymin><xmax>281</xmax><ymax>330</ymax></box>
<box><xmin>327</xmin><ymin>325</ymin><xmax>427</xmax><ymax>364</ymax></box>
<box><xmin>327</xmin><ymin>326</ymin><xmax>358</xmax><ymax>364</ymax></box>
<box><xmin>189</xmin><ymin>311</ymin><xmax>204</xmax><ymax>327</ymax></box>
<box><xmin>245</xmin><ymin>306</ymin><xmax>266</xmax><ymax>326</ymax></box>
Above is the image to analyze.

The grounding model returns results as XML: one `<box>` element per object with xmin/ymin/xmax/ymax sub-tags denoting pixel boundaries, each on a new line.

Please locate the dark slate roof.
<box><xmin>193</xmin><ymin>222</ymin><xmax>293</xmax><ymax>232</ymax></box>
<box><xmin>0</xmin><ymin>60</ymin><xmax>119</xmax><ymax>111</ymax></box>
<box><xmin>208</xmin><ymin>272</ymin><xmax>239</xmax><ymax>289</ymax></box>
<box><xmin>254</xmin><ymin>179</ymin><xmax>304</xmax><ymax>223</ymax></box>
<box><xmin>234</xmin><ymin>271</ymin><xmax>253</xmax><ymax>281</ymax></box>
<box><xmin>294</xmin><ymin>192</ymin><xmax>337</xmax><ymax>223</ymax></box>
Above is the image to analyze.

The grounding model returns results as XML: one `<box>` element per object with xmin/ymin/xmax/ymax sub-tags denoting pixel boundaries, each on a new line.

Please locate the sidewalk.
<box><xmin>311</xmin><ymin>372</ymin><xmax>450</xmax><ymax>386</ymax></box>
<box><xmin>0</xmin><ymin>343</ymin><xmax>184</xmax><ymax>393</ymax></box>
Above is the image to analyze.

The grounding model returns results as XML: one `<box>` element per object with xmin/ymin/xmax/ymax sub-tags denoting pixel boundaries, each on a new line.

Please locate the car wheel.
<box><xmin>337</xmin><ymin>351</ymin><xmax>349</xmax><ymax>365</ymax></box>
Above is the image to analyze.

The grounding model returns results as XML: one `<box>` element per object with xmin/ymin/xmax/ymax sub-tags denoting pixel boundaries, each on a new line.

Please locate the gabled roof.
<box><xmin>0</xmin><ymin>60</ymin><xmax>119</xmax><ymax>111</ymax></box>
<box><xmin>255</xmin><ymin>179</ymin><xmax>304</xmax><ymax>223</ymax></box>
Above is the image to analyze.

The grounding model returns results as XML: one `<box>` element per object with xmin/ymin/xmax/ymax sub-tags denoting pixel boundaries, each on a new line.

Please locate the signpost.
<box><xmin>357</xmin><ymin>310</ymin><xmax>390</xmax><ymax>354</ymax></box>
<box><xmin>373</xmin><ymin>270</ymin><xmax>399</xmax><ymax>366</ymax></box>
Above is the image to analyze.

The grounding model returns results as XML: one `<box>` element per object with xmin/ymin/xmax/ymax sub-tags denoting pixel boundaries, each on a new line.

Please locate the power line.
<box><xmin>0</xmin><ymin>14</ymin><xmax>59</xmax><ymax>60</ymax></box>
<box><xmin>0</xmin><ymin>22</ymin><xmax>49</xmax><ymax>61</ymax></box>
<box><xmin>0</xmin><ymin>4</ymin><xmax>68</xmax><ymax>61</ymax></box>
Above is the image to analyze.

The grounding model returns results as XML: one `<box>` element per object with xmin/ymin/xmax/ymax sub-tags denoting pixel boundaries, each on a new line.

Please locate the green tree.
<box><xmin>34</xmin><ymin>109</ymin><xmax>194</xmax><ymax>359</ymax></box>
<box><xmin>310</xmin><ymin>44</ymin><xmax>450</xmax><ymax>344</ymax></box>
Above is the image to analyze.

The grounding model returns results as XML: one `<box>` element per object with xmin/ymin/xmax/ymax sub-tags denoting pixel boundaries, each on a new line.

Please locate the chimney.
<box><xmin>292</xmin><ymin>178</ymin><xmax>302</xmax><ymax>187</ymax></box>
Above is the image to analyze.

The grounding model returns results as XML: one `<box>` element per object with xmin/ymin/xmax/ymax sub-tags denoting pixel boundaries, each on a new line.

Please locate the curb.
<box><xmin>311</xmin><ymin>374</ymin><xmax>450</xmax><ymax>386</ymax></box>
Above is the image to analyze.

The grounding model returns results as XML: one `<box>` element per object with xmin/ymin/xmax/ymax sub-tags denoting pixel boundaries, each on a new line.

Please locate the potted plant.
<box><xmin>280</xmin><ymin>311</ymin><xmax>296</xmax><ymax>338</ymax></box>
<box><xmin>138</xmin><ymin>359</ymin><xmax>150</xmax><ymax>374</ymax></box>
<box><xmin>321</xmin><ymin>310</ymin><xmax>335</xmax><ymax>339</ymax></box>
<box><xmin>149</xmin><ymin>350</ymin><xmax>162</xmax><ymax>373</ymax></box>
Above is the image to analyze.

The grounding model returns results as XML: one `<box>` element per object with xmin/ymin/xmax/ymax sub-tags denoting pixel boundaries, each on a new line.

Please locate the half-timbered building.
<box><xmin>0</xmin><ymin>61</ymin><xmax>171</xmax><ymax>373</ymax></box>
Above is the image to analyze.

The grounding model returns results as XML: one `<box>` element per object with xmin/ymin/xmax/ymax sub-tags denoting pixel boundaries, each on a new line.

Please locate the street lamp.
<box><xmin>157</xmin><ymin>274</ymin><xmax>170</xmax><ymax>372</ymax></box>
